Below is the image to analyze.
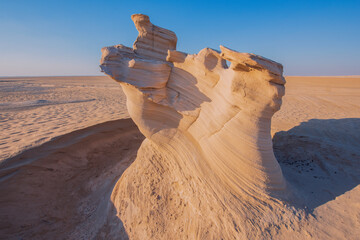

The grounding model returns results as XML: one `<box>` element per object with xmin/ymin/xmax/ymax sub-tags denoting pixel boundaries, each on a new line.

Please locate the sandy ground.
<box><xmin>0</xmin><ymin>119</ymin><xmax>144</xmax><ymax>239</ymax></box>
<box><xmin>0</xmin><ymin>76</ymin><xmax>359</xmax><ymax>239</ymax></box>
<box><xmin>272</xmin><ymin>76</ymin><xmax>360</xmax><ymax>133</ymax></box>
<box><xmin>0</xmin><ymin>76</ymin><xmax>129</xmax><ymax>163</ymax></box>
<box><xmin>272</xmin><ymin>76</ymin><xmax>360</xmax><ymax>239</ymax></box>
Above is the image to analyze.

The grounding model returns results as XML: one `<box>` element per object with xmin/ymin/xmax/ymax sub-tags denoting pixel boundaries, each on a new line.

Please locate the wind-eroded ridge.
<box><xmin>100</xmin><ymin>14</ymin><xmax>296</xmax><ymax>239</ymax></box>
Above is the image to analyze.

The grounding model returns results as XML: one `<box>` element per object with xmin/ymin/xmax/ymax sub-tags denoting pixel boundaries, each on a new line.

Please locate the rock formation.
<box><xmin>100</xmin><ymin>14</ymin><xmax>301</xmax><ymax>239</ymax></box>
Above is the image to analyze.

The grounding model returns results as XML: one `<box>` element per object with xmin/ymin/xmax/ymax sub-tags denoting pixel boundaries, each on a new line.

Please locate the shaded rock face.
<box><xmin>101</xmin><ymin>14</ymin><xmax>296</xmax><ymax>239</ymax></box>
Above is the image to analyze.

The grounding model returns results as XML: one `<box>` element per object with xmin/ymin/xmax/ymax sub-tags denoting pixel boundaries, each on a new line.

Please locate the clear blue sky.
<box><xmin>0</xmin><ymin>0</ymin><xmax>359</xmax><ymax>76</ymax></box>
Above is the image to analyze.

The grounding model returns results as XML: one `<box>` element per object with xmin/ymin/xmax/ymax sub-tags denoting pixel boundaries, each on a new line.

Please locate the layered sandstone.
<box><xmin>100</xmin><ymin>14</ymin><xmax>299</xmax><ymax>239</ymax></box>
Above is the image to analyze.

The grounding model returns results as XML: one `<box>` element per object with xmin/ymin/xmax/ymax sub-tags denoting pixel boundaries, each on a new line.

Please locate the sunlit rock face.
<box><xmin>100</xmin><ymin>14</ymin><xmax>296</xmax><ymax>239</ymax></box>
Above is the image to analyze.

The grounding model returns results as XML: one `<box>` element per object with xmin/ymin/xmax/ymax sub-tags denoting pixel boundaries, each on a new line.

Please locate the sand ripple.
<box><xmin>0</xmin><ymin>76</ymin><xmax>129</xmax><ymax>163</ymax></box>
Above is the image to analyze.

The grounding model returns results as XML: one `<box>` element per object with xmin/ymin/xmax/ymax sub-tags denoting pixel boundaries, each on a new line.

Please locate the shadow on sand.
<box><xmin>273</xmin><ymin>118</ymin><xmax>360</xmax><ymax>210</ymax></box>
<box><xmin>2</xmin><ymin>117</ymin><xmax>359</xmax><ymax>238</ymax></box>
<box><xmin>0</xmin><ymin>119</ymin><xmax>144</xmax><ymax>240</ymax></box>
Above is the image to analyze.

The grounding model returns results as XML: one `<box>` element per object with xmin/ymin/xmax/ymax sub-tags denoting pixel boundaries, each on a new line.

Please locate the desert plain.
<box><xmin>0</xmin><ymin>74</ymin><xmax>359</xmax><ymax>239</ymax></box>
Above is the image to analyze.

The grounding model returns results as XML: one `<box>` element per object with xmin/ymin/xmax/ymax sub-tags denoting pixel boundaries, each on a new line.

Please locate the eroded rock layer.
<box><xmin>100</xmin><ymin>14</ymin><xmax>300</xmax><ymax>239</ymax></box>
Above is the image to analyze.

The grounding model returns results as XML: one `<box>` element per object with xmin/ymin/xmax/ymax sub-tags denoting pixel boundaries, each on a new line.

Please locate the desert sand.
<box><xmin>0</xmin><ymin>76</ymin><xmax>129</xmax><ymax>163</ymax></box>
<box><xmin>1</xmin><ymin>15</ymin><xmax>360</xmax><ymax>240</ymax></box>
<box><xmin>0</xmin><ymin>75</ymin><xmax>359</xmax><ymax>239</ymax></box>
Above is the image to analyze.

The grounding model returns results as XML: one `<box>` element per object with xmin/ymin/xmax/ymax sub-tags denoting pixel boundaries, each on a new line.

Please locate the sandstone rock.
<box><xmin>100</xmin><ymin>14</ymin><xmax>301</xmax><ymax>239</ymax></box>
